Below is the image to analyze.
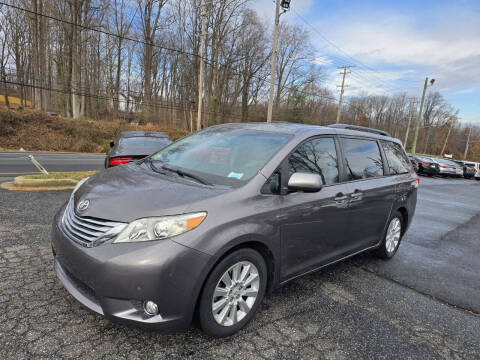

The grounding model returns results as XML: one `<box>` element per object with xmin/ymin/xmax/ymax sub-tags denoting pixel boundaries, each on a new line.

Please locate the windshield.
<box><xmin>119</xmin><ymin>137</ymin><xmax>170</xmax><ymax>148</ymax></box>
<box><xmin>149</xmin><ymin>128</ymin><xmax>291</xmax><ymax>187</ymax></box>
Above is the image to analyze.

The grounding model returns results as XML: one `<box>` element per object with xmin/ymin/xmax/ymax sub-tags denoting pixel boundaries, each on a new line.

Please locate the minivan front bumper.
<box><xmin>51</xmin><ymin>206</ymin><xmax>212</xmax><ymax>331</ymax></box>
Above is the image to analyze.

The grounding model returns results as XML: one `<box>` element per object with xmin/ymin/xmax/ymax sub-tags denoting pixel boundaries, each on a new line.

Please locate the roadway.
<box><xmin>0</xmin><ymin>152</ymin><xmax>105</xmax><ymax>182</ymax></box>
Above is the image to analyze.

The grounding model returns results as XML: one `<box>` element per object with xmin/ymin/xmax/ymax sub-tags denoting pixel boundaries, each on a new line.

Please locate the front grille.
<box><xmin>60</xmin><ymin>198</ymin><xmax>125</xmax><ymax>247</ymax></box>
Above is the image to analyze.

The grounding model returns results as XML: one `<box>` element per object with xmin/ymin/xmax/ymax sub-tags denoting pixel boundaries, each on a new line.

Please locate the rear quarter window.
<box><xmin>381</xmin><ymin>141</ymin><xmax>411</xmax><ymax>175</ymax></box>
<box><xmin>342</xmin><ymin>138</ymin><xmax>384</xmax><ymax>180</ymax></box>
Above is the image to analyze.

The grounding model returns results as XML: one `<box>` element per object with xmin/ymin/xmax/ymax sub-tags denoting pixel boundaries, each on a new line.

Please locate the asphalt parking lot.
<box><xmin>1</xmin><ymin>177</ymin><xmax>479</xmax><ymax>359</ymax></box>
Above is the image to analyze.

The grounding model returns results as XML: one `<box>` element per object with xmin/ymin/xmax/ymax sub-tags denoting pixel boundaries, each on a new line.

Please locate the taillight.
<box><xmin>412</xmin><ymin>177</ymin><xmax>419</xmax><ymax>188</ymax></box>
<box><xmin>109</xmin><ymin>157</ymin><xmax>133</xmax><ymax>166</ymax></box>
<box><xmin>439</xmin><ymin>165</ymin><xmax>446</xmax><ymax>168</ymax></box>
<box><xmin>421</xmin><ymin>162</ymin><xmax>428</xmax><ymax>166</ymax></box>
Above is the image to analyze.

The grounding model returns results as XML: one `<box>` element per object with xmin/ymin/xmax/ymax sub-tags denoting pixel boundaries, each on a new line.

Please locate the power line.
<box><xmin>291</xmin><ymin>8</ymin><xmax>423</xmax><ymax>92</ymax></box>
<box><xmin>1</xmin><ymin>72</ymin><xmax>375</xmax><ymax>126</ymax></box>
<box><xmin>0</xmin><ymin>78</ymin><xmax>246</xmax><ymax>121</ymax></box>
<box><xmin>0</xmin><ymin>1</ymin><xmax>208</xmax><ymax>62</ymax></box>
<box><xmin>2</xmin><ymin>0</ymin><xmax>412</xmax><ymax>97</ymax></box>
<box><xmin>336</xmin><ymin>65</ymin><xmax>353</xmax><ymax>123</ymax></box>
<box><xmin>0</xmin><ymin>1</ymin><xmax>254</xmax><ymax>68</ymax></box>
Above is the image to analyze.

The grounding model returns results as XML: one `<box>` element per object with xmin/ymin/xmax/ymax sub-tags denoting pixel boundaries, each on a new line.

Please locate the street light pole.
<box><xmin>411</xmin><ymin>77</ymin><xmax>429</xmax><ymax>154</ymax></box>
<box><xmin>464</xmin><ymin>125</ymin><xmax>473</xmax><ymax>160</ymax></box>
<box><xmin>404</xmin><ymin>98</ymin><xmax>417</xmax><ymax>147</ymax></box>
<box><xmin>196</xmin><ymin>2</ymin><xmax>207</xmax><ymax>131</ymax></box>
<box><xmin>267</xmin><ymin>0</ymin><xmax>281</xmax><ymax>123</ymax></box>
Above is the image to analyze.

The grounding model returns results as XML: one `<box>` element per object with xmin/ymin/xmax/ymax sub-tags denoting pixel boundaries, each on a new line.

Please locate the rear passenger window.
<box><xmin>288</xmin><ymin>137</ymin><xmax>339</xmax><ymax>185</ymax></box>
<box><xmin>342</xmin><ymin>138</ymin><xmax>384</xmax><ymax>180</ymax></box>
<box><xmin>382</xmin><ymin>141</ymin><xmax>411</xmax><ymax>175</ymax></box>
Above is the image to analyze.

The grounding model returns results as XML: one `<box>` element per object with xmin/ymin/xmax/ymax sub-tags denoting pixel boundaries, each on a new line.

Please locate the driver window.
<box><xmin>288</xmin><ymin>137</ymin><xmax>339</xmax><ymax>185</ymax></box>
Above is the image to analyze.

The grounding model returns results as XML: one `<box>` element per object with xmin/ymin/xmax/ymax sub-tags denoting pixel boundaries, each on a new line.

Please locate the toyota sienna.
<box><xmin>51</xmin><ymin>122</ymin><xmax>418</xmax><ymax>337</ymax></box>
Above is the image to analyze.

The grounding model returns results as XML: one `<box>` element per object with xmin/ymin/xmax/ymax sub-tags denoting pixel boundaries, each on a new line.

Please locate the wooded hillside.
<box><xmin>0</xmin><ymin>1</ymin><xmax>478</xmax><ymax>159</ymax></box>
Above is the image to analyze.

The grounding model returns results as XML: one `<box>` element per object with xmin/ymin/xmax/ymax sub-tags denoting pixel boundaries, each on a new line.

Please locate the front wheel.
<box><xmin>375</xmin><ymin>212</ymin><xmax>403</xmax><ymax>259</ymax></box>
<box><xmin>198</xmin><ymin>248</ymin><xmax>267</xmax><ymax>337</ymax></box>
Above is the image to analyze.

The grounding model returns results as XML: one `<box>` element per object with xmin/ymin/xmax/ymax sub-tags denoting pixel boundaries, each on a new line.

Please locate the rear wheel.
<box><xmin>198</xmin><ymin>248</ymin><xmax>267</xmax><ymax>337</ymax></box>
<box><xmin>375</xmin><ymin>211</ymin><xmax>403</xmax><ymax>259</ymax></box>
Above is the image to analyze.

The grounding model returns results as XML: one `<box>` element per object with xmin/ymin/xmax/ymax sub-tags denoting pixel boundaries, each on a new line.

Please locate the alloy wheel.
<box><xmin>211</xmin><ymin>261</ymin><xmax>260</xmax><ymax>326</ymax></box>
<box><xmin>385</xmin><ymin>217</ymin><xmax>401</xmax><ymax>253</ymax></box>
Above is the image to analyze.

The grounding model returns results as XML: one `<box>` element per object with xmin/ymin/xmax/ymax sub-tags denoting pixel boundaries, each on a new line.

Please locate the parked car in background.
<box><xmin>408</xmin><ymin>156</ymin><xmax>419</xmax><ymax>173</ymax></box>
<box><xmin>52</xmin><ymin>123</ymin><xmax>418</xmax><ymax>337</ymax></box>
<box><xmin>436</xmin><ymin>158</ymin><xmax>463</xmax><ymax>177</ymax></box>
<box><xmin>415</xmin><ymin>156</ymin><xmax>440</xmax><ymax>177</ymax></box>
<box><xmin>105</xmin><ymin>131</ymin><xmax>172</xmax><ymax>168</ymax></box>
<box><xmin>453</xmin><ymin>160</ymin><xmax>476</xmax><ymax>179</ymax></box>
<box><xmin>470</xmin><ymin>162</ymin><xmax>480</xmax><ymax>180</ymax></box>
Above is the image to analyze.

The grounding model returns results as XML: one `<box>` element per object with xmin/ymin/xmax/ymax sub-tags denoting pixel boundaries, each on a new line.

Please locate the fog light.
<box><xmin>143</xmin><ymin>300</ymin><xmax>159</xmax><ymax>316</ymax></box>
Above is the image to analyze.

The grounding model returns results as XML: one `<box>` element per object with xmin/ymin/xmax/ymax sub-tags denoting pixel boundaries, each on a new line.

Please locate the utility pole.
<box><xmin>412</xmin><ymin>77</ymin><xmax>435</xmax><ymax>154</ymax></box>
<box><xmin>196</xmin><ymin>2</ymin><xmax>207</xmax><ymax>131</ymax></box>
<box><xmin>336</xmin><ymin>66</ymin><xmax>352</xmax><ymax>123</ymax></box>
<box><xmin>404</xmin><ymin>98</ymin><xmax>417</xmax><ymax>148</ymax></box>
<box><xmin>440</xmin><ymin>117</ymin><xmax>455</xmax><ymax>156</ymax></box>
<box><xmin>464</xmin><ymin>125</ymin><xmax>473</xmax><ymax>159</ymax></box>
<box><xmin>267</xmin><ymin>0</ymin><xmax>281</xmax><ymax>123</ymax></box>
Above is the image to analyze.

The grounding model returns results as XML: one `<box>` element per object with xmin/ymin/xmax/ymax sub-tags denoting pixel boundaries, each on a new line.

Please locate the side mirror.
<box><xmin>109</xmin><ymin>141</ymin><xmax>115</xmax><ymax>149</ymax></box>
<box><xmin>287</xmin><ymin>172</ymin><xmax>322</xmax><ymax>192</ymax></box>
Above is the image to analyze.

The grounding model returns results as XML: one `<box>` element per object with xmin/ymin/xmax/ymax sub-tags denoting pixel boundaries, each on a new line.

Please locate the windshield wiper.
<box><xmin>161</xmin><ymin>164</ymin><xmax>212</xmax><ymax>186</ymax></box>
<box><xmin>146</xmin><ymin>158</ymin><xmax>169</xmax><ymax>175</ymax></box>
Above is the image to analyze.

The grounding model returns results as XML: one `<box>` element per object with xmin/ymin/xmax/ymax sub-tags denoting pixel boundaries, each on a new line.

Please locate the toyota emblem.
<box><xmin>77</xmin><ymin>199</ymin><xmax>90</xmax><ymax>212</ymax></box>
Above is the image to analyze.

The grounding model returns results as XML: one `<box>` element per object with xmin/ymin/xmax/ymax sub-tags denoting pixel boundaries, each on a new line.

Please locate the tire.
<box><xmin>198</xmin><ymin>248</ymin><xmax>267</xmax><ymax>337</ymax></box>
<box><xmin>375</xmin><ymin>211</ymin><xmax>403</xmax><ymax>259</ymax></box>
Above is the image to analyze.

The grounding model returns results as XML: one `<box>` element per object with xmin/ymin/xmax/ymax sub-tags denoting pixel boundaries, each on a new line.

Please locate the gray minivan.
<box><xmin>51</xmin><ymin>122</ymin><xmax>418</xmax><ymax>337</ymax></box>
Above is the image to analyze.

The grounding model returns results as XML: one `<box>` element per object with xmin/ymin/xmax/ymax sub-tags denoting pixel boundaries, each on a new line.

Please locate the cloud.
<box><xmin>312</xmin><ymin>56</ymin><xmax>333</xmax><ymax>66</ymax></box>
<box><xmin>292</xmin><ymin>1</ymin><xmax>480</xmax><ymax>121</ymax></box>
<box><xmin>322</xmin><ymin>68</ymin><xmax>421</xmax><ymax>98</ymax></box>
<box><xmin>308</xmin><ymin>4</ymin><xmax>480</xmax><ymax>92</ymax></box>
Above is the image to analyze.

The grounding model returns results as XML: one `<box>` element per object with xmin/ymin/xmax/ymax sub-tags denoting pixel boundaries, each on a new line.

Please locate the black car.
<box><xmin>105</xmin><ymin>131</ymin><xmax>172</xmax><ymax>167</ymax></box>
<box><xmin>408</xmin><ymin>156</ymin><xmax>419</xmax><ymax>173</ymax></box>
<box><xmin>415</xmin><ymin>156</ymin><xmax>440</xmax><ymax>176</ymax></box>
<box><xmin>52</xmin><ymin>123</ymin><xmax>418</xmax><ymax>337</ymax></box>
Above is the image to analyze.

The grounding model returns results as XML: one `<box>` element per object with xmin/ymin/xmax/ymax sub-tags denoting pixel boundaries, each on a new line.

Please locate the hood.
<box><xmin>74</xmin><ymin>163</ymin><xmax>228</xmax><ymax>222</ymax></box>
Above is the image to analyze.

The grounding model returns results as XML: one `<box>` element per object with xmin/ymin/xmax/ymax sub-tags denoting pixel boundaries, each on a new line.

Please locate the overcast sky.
<box><xmin>252</xmin><ymin>0</ymin><xmax>480</xmax><ymax>123</ymax></box>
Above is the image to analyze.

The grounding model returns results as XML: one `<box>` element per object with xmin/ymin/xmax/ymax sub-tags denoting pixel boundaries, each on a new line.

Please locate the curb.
<box><xmin>0</xmin><ymin>181</ymin><xmax>75</xmax><ymax>191</ymax></box>
<box><xmin>1</xmin><ymin>175</ymin><xmax>80</xmax><ymax>191</ymax></box>
<box><xmin>14</xmin><ymin>176</ymin><xmax>78</xmax><ymax>187</ymax></box>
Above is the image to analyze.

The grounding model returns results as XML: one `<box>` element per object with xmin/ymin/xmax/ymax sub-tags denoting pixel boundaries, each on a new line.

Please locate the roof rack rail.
<box><xmin>328</xmin><ymin>124</ymin><xmax>390</xmax><ymax>137</ymax></box>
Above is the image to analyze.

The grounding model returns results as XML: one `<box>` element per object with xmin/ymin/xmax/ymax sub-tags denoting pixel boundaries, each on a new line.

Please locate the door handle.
<box><xmin>351</xmin><ymin>190</ymin><xmax>363</xmax><ymax>200</ymax></box>
<box><xmin>334</xmin><ymin>193</ymin><xmax>348</xmax><ymax>202</ymax></box>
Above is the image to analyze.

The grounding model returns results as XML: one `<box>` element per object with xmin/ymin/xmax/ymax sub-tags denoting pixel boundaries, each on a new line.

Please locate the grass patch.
<box><xmin>23</xmin><ymin>171</ymin><xmax>98</xmax><ymax>181</ymax></box>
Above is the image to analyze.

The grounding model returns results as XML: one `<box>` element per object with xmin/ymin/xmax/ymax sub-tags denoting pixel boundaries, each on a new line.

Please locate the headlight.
<box><xmin>113</xmin><ymin>212</ymin><xmax>207</xmax><ymax>243</ymax></box>
<box><xmin>72</xmin><ymin>176</ymin><xmax>89</xmax><ymax>195</ymax></box>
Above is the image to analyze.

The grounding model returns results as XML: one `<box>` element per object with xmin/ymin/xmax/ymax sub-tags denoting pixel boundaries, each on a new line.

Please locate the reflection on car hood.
<box><xmin>74</xmin><ymin>163</ymin><xmax>228</xmax><ymax>222</ymax></box>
